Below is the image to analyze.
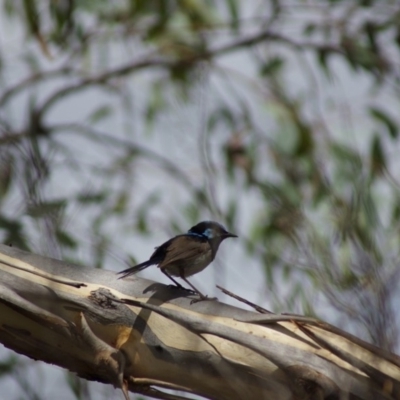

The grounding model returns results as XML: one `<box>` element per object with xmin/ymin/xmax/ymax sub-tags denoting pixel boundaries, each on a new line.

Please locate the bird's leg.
<box><xmin>180</xmin><ymin>277</ymin><xmax>217</xmax><ymax>304</ymax></box>
<box><xmin>161</xmin><ymin>269</ymin><xmax>183</xmax><ymax>288</ymax></box>
<box><xmin>181</xmin><ymin>277</ymin><xmax>206</xmax><ymax>298</ymax></box>
<box><xmin>161</xmin><ymin>269</ymin><xmax>189</xmax><ymax>291</ymax></box>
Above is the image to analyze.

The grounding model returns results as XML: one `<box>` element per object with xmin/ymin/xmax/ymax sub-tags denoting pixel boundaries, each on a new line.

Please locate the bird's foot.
<box><xmin>168</xmin><ymin>284</ymin><xmax>196</xmax><ymax>295</ymax></box>
<box><xmin>190</xmin><ymin>296</ymin><xmax>218</xmax><ymax>305</ymax></box>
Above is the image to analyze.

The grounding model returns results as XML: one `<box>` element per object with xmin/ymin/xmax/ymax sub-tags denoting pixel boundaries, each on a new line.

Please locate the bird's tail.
<box><xmin>117</xmin><ymin>260</ymin><xmax>154</xmax><ymax>279</ymax></box>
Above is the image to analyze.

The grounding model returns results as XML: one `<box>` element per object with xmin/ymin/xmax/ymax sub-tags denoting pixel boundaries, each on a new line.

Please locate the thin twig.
<box><xmin>129</xmin><ymin>379</ymin><xmax>198</xmax><ymax>400</ymax></box>
<box><xmin>0</xmin><ymin>67</ymin><xmax>78</xmax><ymax>108</ymax></box>
<box><xmin>0</xmin><ymin>259</ymin><xmax>86</xmax><ymax>288</ymax></box>
<box><xmin>216</xmin><ymin>285</ymin><xmax>273</xmax><ymax>314</ymax></box>
<box><xmin>51</xmin><ymin>123</ymin><xmax>214</xmax><ymax>212</ymax></box>
<box><xmin>32</xmin><ymin>30</ymin><xmax>344</xmax><ymax>121</ymax></box>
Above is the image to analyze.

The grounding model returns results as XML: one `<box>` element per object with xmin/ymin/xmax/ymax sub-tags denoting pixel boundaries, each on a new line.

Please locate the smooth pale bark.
<box><xmin>0</xmin><ymin>244</ymin><xmax>399</xmax><ymax>400</ymax></box>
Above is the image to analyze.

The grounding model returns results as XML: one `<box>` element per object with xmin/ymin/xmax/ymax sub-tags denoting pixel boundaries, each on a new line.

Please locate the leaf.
<box><xmin>76</xmin><ymin>191</ymin><xmax>107</xmax><ymax>204</ymax></box>
<box><xmin>0</xmin><ymin>215</ymin><xmax>22</xmax><ymax>232</ymax></box>
<box><xmin>263</xmin><ymin>254</ymin><xmax>275</xmax><ymax>289</ymax></box>
<box><xmin>0</xmin><ymin>154</ymin><xmax>13</xmax><ymax>199</ymax></box>
<box><xmin>330</xmin><ymin>143</ymin><xmax>362</xmax><ymax>170</ymax></box>
<box><xmin>295</xmin><ymin>121</ymin><xmax>314</xmax><ymax>156</ymax></box>
<box><xmin>4</xmin><ymin>0</ymin><xmax>17</xmax><ymax>16</ymax></box>
<box><xmin>317</xmin><ymin>48</ymin><xmax>331</xmax><ymax>77</ymax></box>
<box><xmin>226</xmin><ymin>0</ymin><xmax>240</xmax><ymax>32</ymax></box>
<box><xmin>0</xmin><ymin>215</ymin><xmax>29</xmax><ymax>250</ymax></box>
<box><xmin>22</xmin><ymin>0</ymin><xmax>40</xmax><ymax>36</ymax></box>
<box><xmin>56</xmin><ymin>229</ymin><xmax>77</xmax><ymax>249</ymax></box>
<box><xmin>0</xmin><ymin>355</ymin><xmax>19</xmax><ymax>376</ymax></box>
<box><xmin>26</xmin><ymin>201</ymin><xmax>66</xmax><ymax>218</ymax></box>
<box><xmin>136</xmin><ymin>192</ymin><xmax>161</xmax><ymax>233</ymax></box>
<box><xmin>226</xmin><ymin>200</ymin><xmax>237</xmax><ymax>229</ymax></box>
<box><xmin>89</xmin><ymin>105</ymin><xmax>113</xmax><ymax>124</ymax></box>
<box><xmin>260</xmin><ymin>57</ymin><xmax>285</xmax><ymax>76</ymax></box>
<box><xmin>145</xmin><ymin>81</ymin><xmax>166</xmax><ymax>131</ymax></box>
<box><xmin>304</xmin><ymin>23</ymin><xmax>316</xmax><ymax>36</ymax></box>
<box><xmin>370</xmin><ymin>134</ymin><xmax>386</xmax><ymax>177</ymax></box>
<box><xmin>136</xmin><ymin>213</ymin><xmax>148</xmax><ymax>233</ymax></box>
<box><xmin>207</xmin><ymin>107</ymin><xmax>235</xmax><ymax>132</ymax></box>
<box><xmin>113</xmin><ymin>192</ymin><xmax>128</xmax><ymax>214</ymax></box>
<box><xmin>282</xmin><ymin>264</ymin><xmax>292</xmax><ymax>280</ymax></box>
<box><xmin>364</xmin><ymin>21</ymin><xmax>378</xmax><ymax>53</ymax></box>
<box><xmin>369</xmin><ymin>107</ymin><xmax>398</xmax><ymax>139</ymax></box>
<box><xmin>395</xmin><ymin>27</ymin><xmax>400</xmax><ymax>48</ymax></box>
<box><xmin>392</xmin><ymin>197</ymin><xmax>400</xmax><ymax>222</ymax></box>
<box><xmin>183</xmin><ymin>203</ymin><xmax>200</xmax><ymax>224</ymax></box>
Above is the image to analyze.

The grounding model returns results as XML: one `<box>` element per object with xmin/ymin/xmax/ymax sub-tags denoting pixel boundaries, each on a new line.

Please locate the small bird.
<box><xmin>118</xmin><ymin>221</ymin><xmax>237</xmax><ymax>301</ymax></box>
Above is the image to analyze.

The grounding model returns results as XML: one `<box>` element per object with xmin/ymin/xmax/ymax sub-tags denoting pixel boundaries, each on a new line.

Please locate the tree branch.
<box><xmin>1</xmin><ymin>244</ymin><xmax>399</xmax><ymax>399</ymax></box>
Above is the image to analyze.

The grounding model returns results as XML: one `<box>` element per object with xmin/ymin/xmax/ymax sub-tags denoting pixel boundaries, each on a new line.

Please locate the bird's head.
<box><xmin>188</xmin><ymin>221</ymin><xmax>237</xmax><ymax>243</ymax></box>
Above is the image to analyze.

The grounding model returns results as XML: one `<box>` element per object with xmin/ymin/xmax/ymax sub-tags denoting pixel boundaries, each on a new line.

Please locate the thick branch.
<box><xmin>0</xmin><ymin>244</ymin><xmax>399</xmax><ymax>400</ymax></box>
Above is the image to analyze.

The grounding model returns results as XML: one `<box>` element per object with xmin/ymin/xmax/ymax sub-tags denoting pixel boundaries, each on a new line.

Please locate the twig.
<box><xmin>0</xmin><ymin>67</ymin><xmax>78</xmax><ymax>108</ymax></box>
<box><xmin>51</xmin><ymin>123</ymin><xmax>214</xmax><ymax>212</ymax></box>
<box><xmin>0</xmin><ymin>259</ymin><xmax>86</xmax><ymax>288</ymax></box>
<box><xmin>31</xmin><ymin>30</ymin><xmax>344</xmax><ymax>121</ymax></box>
<box><xmin>216</xmin><ymin>285</ymin><xmax>273</xmax><ymax>314</ymax></box>
<box><xmin>130</xmin><ymin>379</ymin><xmax>198</xmax><ymax>400</ymax></box>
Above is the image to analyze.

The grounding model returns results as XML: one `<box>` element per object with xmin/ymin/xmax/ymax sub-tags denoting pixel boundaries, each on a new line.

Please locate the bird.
<box><xmin>117</xmin><ymin>221</ymin><xmax>237</xmax><ymax>301</ymax></box>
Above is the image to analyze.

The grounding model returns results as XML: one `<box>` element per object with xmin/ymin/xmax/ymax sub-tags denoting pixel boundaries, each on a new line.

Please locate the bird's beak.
<box><xmin>224</xmin><ymin>232</ymin><xmax>238</xmax><ymax>238</ymax></box>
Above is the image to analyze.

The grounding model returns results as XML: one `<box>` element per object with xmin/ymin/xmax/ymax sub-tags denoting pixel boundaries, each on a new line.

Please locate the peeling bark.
<box><xmin>0</xmin><ymin>244</ymin><xmax>399</xmax><ymax>400</ymax></box>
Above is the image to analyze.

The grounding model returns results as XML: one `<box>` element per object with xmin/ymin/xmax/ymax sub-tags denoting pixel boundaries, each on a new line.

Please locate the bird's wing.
<box><xmin>158</xmin><ymin>235</ymin><xmax>210</xmax><ymax>268</ymax></box>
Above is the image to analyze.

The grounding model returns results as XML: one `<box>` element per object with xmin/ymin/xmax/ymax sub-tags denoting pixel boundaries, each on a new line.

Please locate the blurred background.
<box><xmin>1</xmin><ymin>0</ymin><xmax>400</xmax><ymax>399</ymax></box>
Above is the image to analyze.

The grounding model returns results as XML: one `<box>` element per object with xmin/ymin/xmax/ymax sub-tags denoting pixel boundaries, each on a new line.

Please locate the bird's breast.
<box><xmin>164</xmin><ymin>250</ymin><xmax>213</xmax><ymax>277</ymax></box>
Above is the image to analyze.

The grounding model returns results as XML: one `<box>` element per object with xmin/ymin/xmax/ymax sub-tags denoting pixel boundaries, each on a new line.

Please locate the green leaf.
<box><xmin>370</xmin><ymin>134</ymin><xmax>386</xmax><ymax>177</ymax></box>
<box><xmin>136</xmin><ymin>192</ymin><xmax>161</xmax><ymax>233</ymax></box>
<box><xmin>304</xmin><ymin>23</ymin><xmax>316</xmax><ymax>36</ymax></box>
<box><xmin>113</xmin><ymin>192</ymin><xmax>128</xmax><ymax>214</ymax></box>
<box><xmin>282</xmin><ymin>264</ymin><xmax>291</xmax><ymax>280</ymax></box>
<box><xmin>0</xmin><ymin>154</ymin><xmax>13</xmax><ymax>199</ymax></box>
<box><xmin>226</xmin><ymin>200</ymin><xmax>237</xmax><ymax>229</ymax></box>
<box><xmin>0</xmin><ymin>215</ymin><xmax>22</xmax><ymax>233</ymax></box>
<box><xmin>295</xmin><ymin>122</ymin><xmax>314</xmax><ymax>156</ymax></box>
<box><xmin>369</xmin><ymin>107</ymin><xmax>398</xmax><ymax>139</ymax></box>
<box><xmin>22</xmin><ymin>0</ymin><xmax>40</xmax><ymax>36</ymax></box>
<box><xmin>56</xmin><ymin>229</ymin><xmax>77</xmax><ymax>249</ymax></box>
<box><xmin>207</xmin><ymin>107</ymin><xmax>235</xmax><ymax>132</ymax></box>
<box><xmin>183</xmin><ymin>203</ymin><xmax>200</xmax><ymax>224</ymax></box>
<box><xmin>0</xmin><ymin>215</ymin><xmax>29</xmax><ymax>250</ymax></box>
<box><xmin>0</xmin><ymin>355</ymin><xmax>19</xmax><ymax>376</ymax></box>
<box><xmin>226</xmin><ymin>0</ymin><xmax>240</xmax><ymax>32</ymax></box>
<box><xmin>137</xmin><ymin>212</ymin><xmax>148</xmax><ymax>234</ymax></box>
<box><xmin>89</xmin><ymin>105</ymin><xmax>113</xmax><ymax>124</ymax></box>
<box><xmin>26</xmin><ymin>201</ymin><xmax>66</xmax><ymax>218</ymax></box>
<box><xmin>317</xmin><ymin>48</ymin><xmax>331</xmax><ymax>77</ymax></box>
<box><xmin>145</xmin><ymin>81</ymin><xmax>166</xmax><ymax>131</ymax></box>
<box><xmin>395</xmin><ymin>27</ymin><xmax>400</xmax><ymax>48</ymax></box>
<box><xmin>330</xmin><ymin>143</ymin><xmax>362</xmax><ymax>170</ymax></box>
<box><xmin>76</xmin><ymin>191</ymin><xmax>107</xmax><ymax>204</ymax></box>
<box><xmin>392</xmin><ymin>197</ymin><xmax>400</xmax><ymax>221</ymax></box>
<box><xmin>260</xmin><ymin>57</ymin><xmax>285</xmax><ymax>76</ymax></box>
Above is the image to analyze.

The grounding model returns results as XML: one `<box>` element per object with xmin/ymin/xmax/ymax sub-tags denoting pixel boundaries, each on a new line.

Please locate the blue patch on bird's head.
<box><xmin>187</xmin><ymin>231</ymin><xmax>204</xmax><ymax>238</ymax></box>
<box><xmin>203</xmin><ymin>228</ymin><xmax>214</xmax><ymax>239</ymax></box>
